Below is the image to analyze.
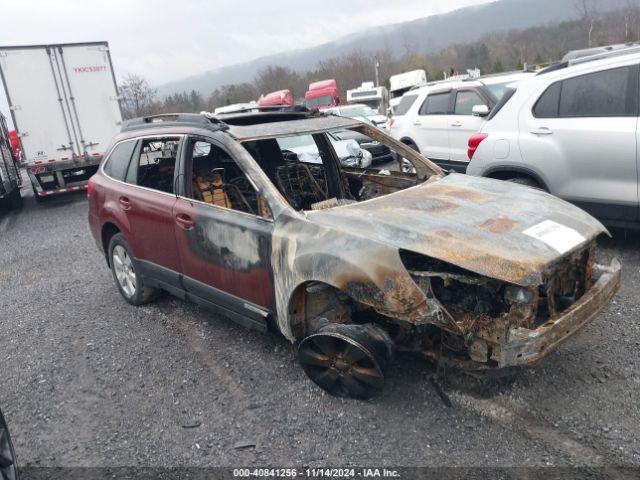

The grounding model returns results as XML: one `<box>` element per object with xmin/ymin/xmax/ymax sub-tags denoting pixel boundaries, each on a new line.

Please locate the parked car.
<box><xmin>278</xmin><ymin>133</ymin><xmax>373</xmax><ymax>169</ymax></box>
<box><xmin>388</xmin><ymin>73</ymin><xmax>532</xmax><ymax>173</ymax></box>
<box><xmin>467</xmin><ymin>48</ymin><xmax>640</xmax><ymax>227</ymax></box>
<box><xmin>324</xmin><ymin>103</ymin><xmax>387</xmax><ymax>127</ymax></box>
<box><xmin>328</xmin><ymin>128</ymin><xmax>394</xmax><ymax>164</ymax></box>
<box><xmin>88</xmin><ymin>110</ymin><xmax>620</xmax><ymax>399</ymax></box>
<box><xmin>0</xmin><ymin>408</ymin><xmax>19</xmax><ymax>480</ymax></box>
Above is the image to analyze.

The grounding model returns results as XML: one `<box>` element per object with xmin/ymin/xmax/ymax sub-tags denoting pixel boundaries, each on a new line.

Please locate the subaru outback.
<box><xmin>88</xmin><ymin>109</ymin><xmax>621</xmax><ymax>399</ymax></box>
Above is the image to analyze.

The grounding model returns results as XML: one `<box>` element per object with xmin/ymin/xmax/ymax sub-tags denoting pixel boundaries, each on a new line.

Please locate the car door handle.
<box><xmin>175</xmin><ymin>213</ymin><xmax>195</xmax><ymax>230</ymax></box>
<box><xmin>413</xmin><ymin>120</ymin><xmax>421</xmax><ymax>126</ymax></box>
<box><xmin>530</xmin><ymin>127</ymin><xmax>553</xmax><ymax>135</ymax></box>
<box><xmin>119</xmin><ymin>197</ymin><xmax>131</xmax><ymax>211</ymax></box>
<box><xmin>451</xmin><ymin>120</ymin><xmax>462</xmax><ymax>127</ymax></box>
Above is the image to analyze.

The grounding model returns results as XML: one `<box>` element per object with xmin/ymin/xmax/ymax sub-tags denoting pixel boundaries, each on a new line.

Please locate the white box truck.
<box><xmin>389</xmin><ymin>70</ymin><xmax>427</xmax><ymax>112</ymax></box>
<box><xmin>0</xmin><ymin>42</ymin><xmax>122</xmax><ymax>200</ymax></box>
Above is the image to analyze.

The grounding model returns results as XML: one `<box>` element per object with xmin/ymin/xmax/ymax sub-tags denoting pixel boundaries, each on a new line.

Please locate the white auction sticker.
<box><xmin>523</xmin><ymin>220</ymin><xmax>586</xmax><ymax>254</ymax></box>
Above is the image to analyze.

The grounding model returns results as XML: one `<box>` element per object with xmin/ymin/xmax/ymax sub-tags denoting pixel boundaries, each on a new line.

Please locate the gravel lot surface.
<box><xmin>0</xmin><ymin>184</ymin><xmax>639</xmax><ymax>471</ymax></box>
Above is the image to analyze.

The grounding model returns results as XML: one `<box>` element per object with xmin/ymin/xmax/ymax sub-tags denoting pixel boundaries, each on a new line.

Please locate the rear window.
<box><xmin>393</xmin><ymin>94</ymin><xmax>418</xmax><ymax>115</ymax></box>
<box><xmin>103</xmin><ymin>140</ymin><xmax>136</xmax><ymax>181</ymax></box>
<box><xmin>534</xmin><ymin>66</ymin><xmax>636</xmax><ymax>118</ymax></box>
<box><xmin>559</xmin><ymin>67</ymin><xmax>630</xmax><ymax>116</ymax></box>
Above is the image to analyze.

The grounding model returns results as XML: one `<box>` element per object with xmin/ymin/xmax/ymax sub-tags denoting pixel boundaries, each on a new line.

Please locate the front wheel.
<box><xmin>298</xmin><ymin>322</ymin><xmax>393</xmax><ymax>399</ymax></box>
<box><xmin>108</xmin><ymin>233</ymin><xmax>159</xmax><ymax>306</ymax></box>
<box><xmin>0</xmin><ymin>408</ymin><xmax>19</xmax><ymax>480</ymax></box>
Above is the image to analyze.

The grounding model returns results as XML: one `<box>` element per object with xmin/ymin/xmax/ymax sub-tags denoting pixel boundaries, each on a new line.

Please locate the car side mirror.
<box><xmin>472</xmin><ymin>104</ymin><xmax>490</xmax><ymax>117</ymax></box>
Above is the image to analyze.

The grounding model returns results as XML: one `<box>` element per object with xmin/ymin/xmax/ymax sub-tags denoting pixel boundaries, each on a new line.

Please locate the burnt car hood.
<box><xmin>307</xmin><ymin>174</ymin><xmax>607</xmax><ymax>287</ymax></box>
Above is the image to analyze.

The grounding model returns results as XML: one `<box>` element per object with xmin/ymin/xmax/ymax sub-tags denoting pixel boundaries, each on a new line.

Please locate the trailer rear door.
<box><xmin>57</xmin><ymin>44</ymin><xmax>122</xmax><ymax>158</ymax></box>
<box><xmin>0</xmin><ymin>46</ymin><xmax>77</xmax><ymax>162</ymax></box>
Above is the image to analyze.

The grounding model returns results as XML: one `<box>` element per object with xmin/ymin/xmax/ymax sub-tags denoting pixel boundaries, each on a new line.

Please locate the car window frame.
<box><xmin>101</xmin><ymin>138</ymin><xmax>138</xmax><ymax>182</ymax></box>
<box><xmin>418</xmin><ymin>89</ymin><xmax>452</xmax><ymax>116</ymax></box>
<box><xmin>178</xmin><ymin>134</ymin><xmax>275</xmax><ymax>222</ymax></box>
<box><xmin>124</xmin><ymin>134</ymin><xmax>184</xmax><ymax>195</ymax></box>
<box><xmin>532</xmin><ymin>64</ymin><xmax>639</xmax><ymax>119</ymax></box>
<box><xmin>452</xmin><ymin>88</ymin><xmax>487</xmax><ymax>116</ymax></box>
<box><xmin>101</xmin><ymin>135</ymin><xmax>183</xmax><ymax>198</ymax></box>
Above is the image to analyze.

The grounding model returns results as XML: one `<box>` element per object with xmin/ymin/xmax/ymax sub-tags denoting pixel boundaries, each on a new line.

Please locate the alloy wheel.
<box><xmin>298</xmin><ymin>332</ymin><xmax>385</xmax><ymax>399</ymax></box>
<box><xmin>112</xmin><ymin>245</ymin><xmax>137</xmax><ymax>298</ymax></box>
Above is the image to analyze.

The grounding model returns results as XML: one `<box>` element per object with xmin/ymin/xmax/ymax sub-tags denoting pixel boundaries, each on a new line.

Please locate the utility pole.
<box><xmin>374</xmin><ymin>57</ymin><xmax>380</xmax><ymax>87</ymax></box>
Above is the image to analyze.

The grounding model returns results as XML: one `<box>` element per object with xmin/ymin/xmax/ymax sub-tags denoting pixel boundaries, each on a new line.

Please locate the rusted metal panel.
<box><xmin>306</xmin><ymin>173</ymin><xmax>608</xmax><ymax>287</ymax></box>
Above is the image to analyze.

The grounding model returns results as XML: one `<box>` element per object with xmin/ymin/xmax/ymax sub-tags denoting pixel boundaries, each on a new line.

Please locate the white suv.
<box><xmin>467</xmin><ymin>49</ymin><xmax>640</xmax><ymax>227</ymax></box>
<box><xmin>388</xmin><ymin>72</ymin><xmax>533</xmax><ymax>172</ymax></box>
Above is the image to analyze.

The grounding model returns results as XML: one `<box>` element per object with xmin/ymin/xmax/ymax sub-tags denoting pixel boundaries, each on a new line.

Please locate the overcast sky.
<box><xmin>0</xmin><ymin>0</ymin><xmax>493</xmax><ymax>86</ymax></box>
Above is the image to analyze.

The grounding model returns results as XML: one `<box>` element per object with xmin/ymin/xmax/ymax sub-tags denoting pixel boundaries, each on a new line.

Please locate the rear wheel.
<box><xmin>0</xmin><ymin>409</ymin><xmax>19</xmax><ymax>480</ymax></box>
<box><xmin>298</xmin><ymin>322</ymin><xmax>392</xmax><ymax>399</ymax></box>
<box><xmin>108</xmin><ymin>233</ymin><xmax>159</xmax><ymax>306</ymax></box>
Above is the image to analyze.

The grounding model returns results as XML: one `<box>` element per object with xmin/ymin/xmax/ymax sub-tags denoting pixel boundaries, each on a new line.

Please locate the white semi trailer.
<box><xmin>0</xmin><ymin>42</ymin><xmax>122</xmax><ymax>200</ymax></box>
<box><xmin>389</xmin><ymin>69</ymin><xmax>427</xmax><ymax>112</ymax></box>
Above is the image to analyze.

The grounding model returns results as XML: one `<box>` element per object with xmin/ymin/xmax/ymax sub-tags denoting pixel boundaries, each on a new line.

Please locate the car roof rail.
<box><xmin>537</xmin><ymin>44</ymin><xmax>640</xmax><ymax>76</ymax></box>
<box><xmin>120</xmin><ymin>113</ymin><xmax>229</xmax><ymax>133</ymax></box>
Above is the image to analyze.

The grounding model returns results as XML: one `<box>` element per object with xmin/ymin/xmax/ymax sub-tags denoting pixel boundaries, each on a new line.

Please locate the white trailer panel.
<box><xmin>0</xmin><ymin>42</ymin><xmax>121</xmax><ymax>164</ymax></box>
<box><xmin>0</xmin><ymin>42</ymin><xmax>122</xmax><ymax>198</ymax></box>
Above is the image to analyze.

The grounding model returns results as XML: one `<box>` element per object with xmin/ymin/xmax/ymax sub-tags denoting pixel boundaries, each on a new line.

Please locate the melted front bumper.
<box><xmin>498</xmin><ymin>258</ymin><xmax>621</xmax><ymax>367</ymax></box>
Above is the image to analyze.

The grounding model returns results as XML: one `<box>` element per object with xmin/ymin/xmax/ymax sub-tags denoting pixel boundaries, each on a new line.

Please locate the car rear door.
<box><xmin>173</xmin><ymin>135</ymin><xmax>275</xmax><ymax>331</ymax></box>
<box><xmin>120</xmin><ymin>135</ymin><xmax>182</xmax><ymax>288</ymax></box>
<box><xmin>519</xmin><ymin>64</ymin><xmax>639</xmax><ymax>222</ymax></box>
<box><xmin>447</xmin><ymin>88</ymin><xmax>491</xmax><ymax>171</ymax></box>
<box><xmin>413</xmin><ymin>90</ymin><xmax>452</xmax><ymax>163</ymax></box>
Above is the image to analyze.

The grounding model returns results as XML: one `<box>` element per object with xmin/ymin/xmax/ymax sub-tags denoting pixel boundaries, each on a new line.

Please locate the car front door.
<box><xmin>413</xmin><ymin>90</ymin><xmax>452</xmax><ymax>164</ymax></box>
<box><xmin>519</xmin><ymin>65</ymin><xmax>639</xmax><ymax>222</ymax></box>
<box><xmin>173</xmin><ymin>135</ymin><xmax>275</xmax><ymax>330</ymax></box>
<box><xmin>447</xmin><ymin>88</ymin><xmax>490</xmax><ymax>170</ymax></box>
<box><xmin>121</xmin><ymin>135</ymin><xmax>183</xmax><ymax>288</ymax></box>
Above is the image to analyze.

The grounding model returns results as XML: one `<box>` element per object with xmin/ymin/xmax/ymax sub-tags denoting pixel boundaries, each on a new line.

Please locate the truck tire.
<box><xmin>108</xmin><ymin>233</ymin><xmax>160</xmax><ymax>306</ymax></box>
<box><xmin>8</xmin><ymin>187</ymin><xmax>22</xmax><ymax>210</ymax></box>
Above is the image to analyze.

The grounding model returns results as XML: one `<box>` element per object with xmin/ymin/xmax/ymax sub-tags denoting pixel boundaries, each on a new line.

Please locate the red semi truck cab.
<box><xmin>257</xmin><ymin>89</ymin><xmax>294</xmax><ymax>107</ymax></box>
<box><xmin>305</xmin><ymin>79</ymin><xmax>340</xmax><ymax>110</ymax></box>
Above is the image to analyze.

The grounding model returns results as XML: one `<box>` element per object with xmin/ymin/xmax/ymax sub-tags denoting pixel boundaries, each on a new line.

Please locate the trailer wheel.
<box><xmin>298</xmin><ymin>322</ymin><xmax>393</xmax><ymax>400</ymax></box>
<box><xmin>0</xmin><ymin>408</ymin><xmax>19</xmax><ymax>480</ymax></box>
<box><xmin>8</xmin><ymin>188</ymin><xmax>22</xmax><ymax>210</ymax></box>
<box><xmin>108</xmin><ymin>233</ymin><xmax>159</xmax><ymax>306</ymax></box>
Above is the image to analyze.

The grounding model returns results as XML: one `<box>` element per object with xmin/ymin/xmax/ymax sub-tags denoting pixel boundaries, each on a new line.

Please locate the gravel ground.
<box><xmin>0</xmin><ymin>185</ymin><xmax>639</xmax><ymax>472</ymax></box>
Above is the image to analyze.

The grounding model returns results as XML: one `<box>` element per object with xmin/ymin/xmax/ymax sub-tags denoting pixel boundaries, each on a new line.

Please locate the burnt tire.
<box><xmin>108</xmin><ymin>233</ymin><xmax>159</xmax><ymax>306</ymax></box>
<box><xmin>298</xmin><ymin>322</ymin><xmax>393</xmax><ymax>400</ymax></box>
<box><xmin>0</xmin><ymin>408</ymin><xmax>19</xmax><ymax>480</ymax></box>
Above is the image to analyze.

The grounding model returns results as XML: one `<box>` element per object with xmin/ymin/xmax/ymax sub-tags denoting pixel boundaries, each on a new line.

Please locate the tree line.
<box><xmin>119</xmin><ymin>2</ymin><xmax>640</xmax><ymax>119</ymax></box>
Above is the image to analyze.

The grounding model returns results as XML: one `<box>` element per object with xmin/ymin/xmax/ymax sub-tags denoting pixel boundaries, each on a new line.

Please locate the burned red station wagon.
<box><xmin>88</xmin><ymin>109</ymin><xmax>621</xmax><ymax>399</ymax></box>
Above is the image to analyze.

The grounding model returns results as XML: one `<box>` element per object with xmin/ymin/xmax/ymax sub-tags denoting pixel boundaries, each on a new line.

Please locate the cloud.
<box><xmin>0</xmin><ymin>0</ymin><xmax>492</xmax><ymax>85</ymax></box>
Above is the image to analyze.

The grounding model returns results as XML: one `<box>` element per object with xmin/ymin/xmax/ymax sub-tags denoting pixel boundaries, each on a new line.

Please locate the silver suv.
<box><xmin>467</xmin><ymin>48</ymin><xmax>640</xmax><ymax>227</ymax></box>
